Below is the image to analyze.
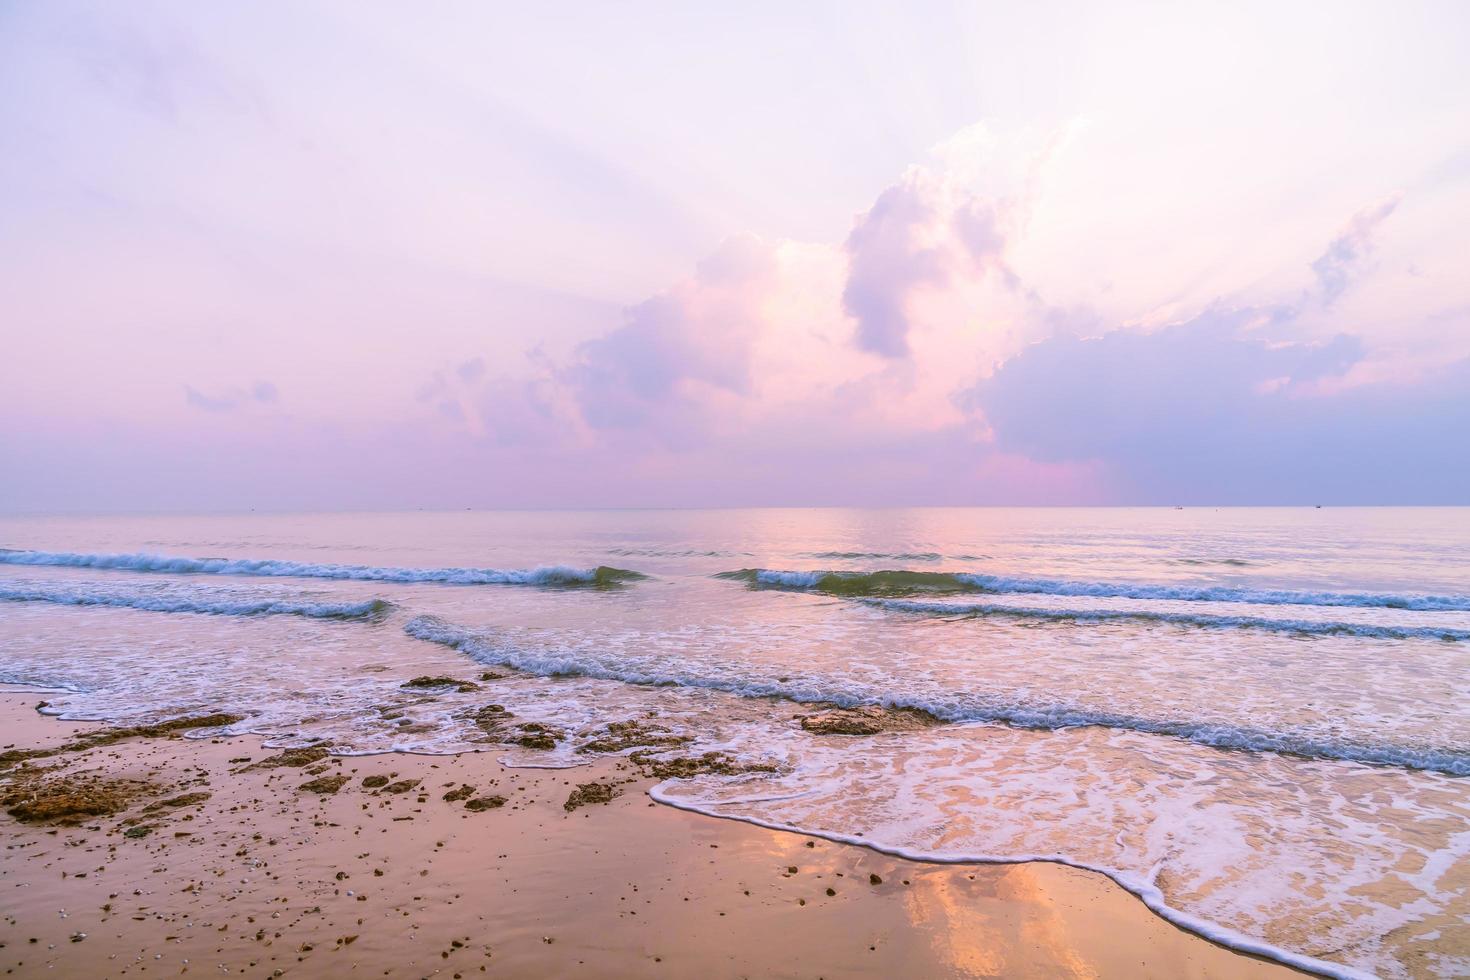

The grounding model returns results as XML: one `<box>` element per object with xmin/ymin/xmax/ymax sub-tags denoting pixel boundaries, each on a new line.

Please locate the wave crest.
<box><xmin>0</xmin><ymin>584</ymin><xmax>391</xmax><ymax>620</ymax></box>
<box><xmin>0</xmin><ymin>549</ymin><xmax>645</xmax><ymax>587</ymax></box>
<box><xmin>868</xmin><ymin>598</ymin><xmax>1470</xmax><ymax>642</ymax></box>
<box><xmin>717</xmin><ymin>567</ymin><xmax>1470</xmax><ymax>610</ymax></box>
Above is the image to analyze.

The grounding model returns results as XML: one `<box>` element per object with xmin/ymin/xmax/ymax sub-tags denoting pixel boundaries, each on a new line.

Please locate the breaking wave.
<box><xmin>0</xmin><ymin>583</ymin><xmax>392</xmax><ymax>621</ymax></box>
<box><xmin>867</xmin><ymin>598</ymin><xmax>1470</xmax><ymax>642</ymax></box>
<box><xmin>0</xmin><ymin>549</ymin><xmax>645</xmax><ymax>587</ymax></box>
<box><xmin>717</xmin><ymin>568</ymin><xmax>1470</xmax><ymax>610</ymax></box>
<box><xmin>403</xmin><ymin>616</ymin><xmax>1470</xmax><ymax>776</ymax></box>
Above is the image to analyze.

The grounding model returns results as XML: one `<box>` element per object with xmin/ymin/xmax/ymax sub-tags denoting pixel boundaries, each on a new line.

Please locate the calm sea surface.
<box><xmin>2</xmin><ymin>507</ymin><xmax>1467</xmax><ymax>977</ymax></box>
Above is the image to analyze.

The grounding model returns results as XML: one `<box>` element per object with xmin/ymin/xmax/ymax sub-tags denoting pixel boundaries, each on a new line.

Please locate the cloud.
<box><xmin>564</xmin><ymin>234</ymin><xmax>776</xmax><ymax>439</ymax></box>
<box><xmin>456</xmin><ymin>358</ymin><xmax>486</xmax><ymax>384</ymax></box>
<box><xmin>967</xmin><ymin>307</ymin><xmax>1470</xmax><ymax>502</ymax></box>
<box><xmin>184</xmin><ymin>381</ymin><xmax>278</xmax><ymax>413</ymax></box>
<box><xmin>1310</xmin><ymin>194</ymin><xmax>1401</xmax><ymax>307</ymax></box>
<box><xmin>841</xmin><ymin>162</ymin><xmax>1013</xmax><ymax>359</ymax></box>
<box><xmin>842</xmin><ymin>177</ymin><xmax>950</xmax><ymax>358</ymax></box>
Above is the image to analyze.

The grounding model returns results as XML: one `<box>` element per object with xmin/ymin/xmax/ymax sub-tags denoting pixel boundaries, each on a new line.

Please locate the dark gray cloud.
<box><xmin>968</xmin><ymin>308</ymin><xmax>1470</xmax><ymax>502</ymax></box>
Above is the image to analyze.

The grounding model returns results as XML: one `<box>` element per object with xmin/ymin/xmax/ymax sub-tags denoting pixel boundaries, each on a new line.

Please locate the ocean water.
<box><xmin>1</xmin><ymin>507</ymin><xmax>1467</xmax><ymax>978</ymax></box>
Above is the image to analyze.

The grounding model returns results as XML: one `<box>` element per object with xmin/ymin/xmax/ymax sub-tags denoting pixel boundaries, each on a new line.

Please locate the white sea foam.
<box><xmin>403</xmin><ymin>615</ymin><xmax>1470</xmax><ymax>775</ymax></box>
<box><xmin>0</xmin><ymin>583</ymin><xmax>391</xmax><ymax>620</ymax></box>
<box><xmin>647</xmin><ymin>786</ymin><xmax>1376</xmax><ymax>980</ymax></box>
<box><xmin>0</xmin><ymin>549</ymin><xmax>642</xmax><ymax>586</ymax></box>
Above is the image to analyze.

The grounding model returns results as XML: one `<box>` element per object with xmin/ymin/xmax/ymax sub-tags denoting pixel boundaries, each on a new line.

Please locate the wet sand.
<box><xmin>0</xmin><ymin>691</ymin><xmax>1304</xmax><ymax>978</ymax></box>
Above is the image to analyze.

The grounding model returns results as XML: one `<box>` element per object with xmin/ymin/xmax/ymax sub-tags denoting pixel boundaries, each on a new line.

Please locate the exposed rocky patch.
<box><xmin>796</xmin><ymin>704</ymin><xmax>942</xmax><ymax>736</ymax></box>
<box><xmin>382</xmin><ymin>779</ymin><xmax>420</xmax><ymax>794</ymax></box>
<box><xmin>142</xmin><ymin>791</ymin><xmax>211</xmax><ymax>813</ymax></box>
<box><xmin>402</xmin><ymin>676</ymin><xmax>481</xmax><ymax>694</ymax></box>
<box><xmin>467</xmin><ymin>704</ymin><xmax>512</xmax><ymax>729</ymax></box>
<box><xmin>442</xmin><ymin>784</ymin><xmax>476</xmax><ymax>802</ymax></box>
<box><xmin>4</xmin><ymin>773</ymin><xmax>158</xmax><ymax>824</ymax></box>
<box><xmin>361</xmin><ymin>775</ymin><xmax>390</xmax><ymax>788</ymax></box>
<box><xmin>1</xmin><ymin>713</ymin><xmax>244</xmax><ymax>768</ymax></box>
<box><xmin>240</xmin><ymin>746</ymin><xmax>331</xmax><ymax>771</ymax></box>
<box><xmin>563</xmin><ymin>782</ymin><xmax>618</xmax><ymax>811</ymax></box>
<box><xmin>299</xmin><ymin>774</ymin><xmax>350</xmax><ymax>795</ymax></box>
<box><xmin>507</xmin><ymin>722</ymin><xmax>563</xmax><ymax>750</ymax></box>
<box><xmin>578</xmin><ymin>720</ymin><xmax>692</xmax><ymax>755</ymax></box>
<box><xmin>464</xmin><ymin>704</ymin><xmax>564</xmax><ymax>750</ymax></box>
<box><xmin>464</xmin><ymin>795</ymin><xmax>507</xmax><ymax>812</ymax></box>
<box><xmin>631</xmin><ymin>751</ymin><xmax>778</xmax><ymax>780</ymax></box>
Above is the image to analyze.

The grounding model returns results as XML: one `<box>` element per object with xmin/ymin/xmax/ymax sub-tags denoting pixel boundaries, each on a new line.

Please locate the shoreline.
<box><xmin>0</xmin><ymin>692</ymin><xmax>1307</xmax><ymax>978</ymax></box>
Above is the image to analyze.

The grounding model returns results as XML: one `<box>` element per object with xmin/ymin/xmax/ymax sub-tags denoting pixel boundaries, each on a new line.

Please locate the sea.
<box><xmin>1</xmin><ymin>507</ymin><xmax>1466</xmax><ymax>978</ymax></box>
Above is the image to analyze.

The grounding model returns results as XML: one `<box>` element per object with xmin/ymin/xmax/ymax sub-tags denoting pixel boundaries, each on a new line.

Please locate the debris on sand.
<box><xmin>578</xmin><ymin>720</ymin><xmax>692</xmax><ymax>755</ymax></box>
<box><xmin>299</xmin><ymin>774</ymin><xmax>350</xmax><ymax>794</ymax></box>
<box><xmin>563</xmin><ymin>782</ymin><xmax>618</xmax><ymax>811</ymax></box>
<box><xmin>1</xmin><ymin>713</ymin><xmax>244</xmax><ymax>768</ymax></box>
<box><xmin>142</xmin><ymin>791</ymin><xmax>211</xmax><ymax>812</ymax></box>
<box><xmin>402</xmin><ymin>676</ymin><xmax>481</xmax><ymax>693</ymax></box>
<box><xmin>442</xmin><ymin>784</ymin><xmax>476</xmax><ymax>802</ymax></box>
<box><xmin>240</xmin><ymin>746</ymin><xmax>331</xmax><ymax>771</ymax></box>
<box><xmin>464</xmin><ymin>795</ymin><xmax>507</xmax><ymax>812</ymax></box>
<box><xmin>797</xmin><ymin>704</ymin><xmax>942</xmax><ymax>736</ymax></box>
<box><xmin>630</xmin><ymin>752</ymin><xmax>777</xmax><ymax>780</ymax></box>
<box><xmin>4</xmin><ymin>774</ymin><xmax>157</xmax><ymax>824</ymax></box>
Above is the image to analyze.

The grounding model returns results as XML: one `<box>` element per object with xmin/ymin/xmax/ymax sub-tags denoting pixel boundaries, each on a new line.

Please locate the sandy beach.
<box><xmin>0</xmin><ymin>691</ymin><xmax>1302</xmax><ymax>979</ymax></box>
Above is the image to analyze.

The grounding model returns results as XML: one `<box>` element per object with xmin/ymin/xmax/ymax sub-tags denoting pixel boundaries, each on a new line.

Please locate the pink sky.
<box><xmin>2</xmin><ymin>1</ymin><xmax>1468</xmax><ymax>511</ymax></box>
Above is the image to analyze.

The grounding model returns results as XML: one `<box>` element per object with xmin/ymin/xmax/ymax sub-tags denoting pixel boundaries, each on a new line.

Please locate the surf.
<box><xmin>718</xmin><ymin>567</ymin><xmax>1470</xmax><ymax>610</ymax></box>
<box><xmin>0</xmin><ymin>583</ymin><xmax>392</xmax><ymax>621</ymax></box>
<box><xmin>0</xmin><ymin>549</ymin><xmax>645</xmax><ymax>587</ymax></box>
